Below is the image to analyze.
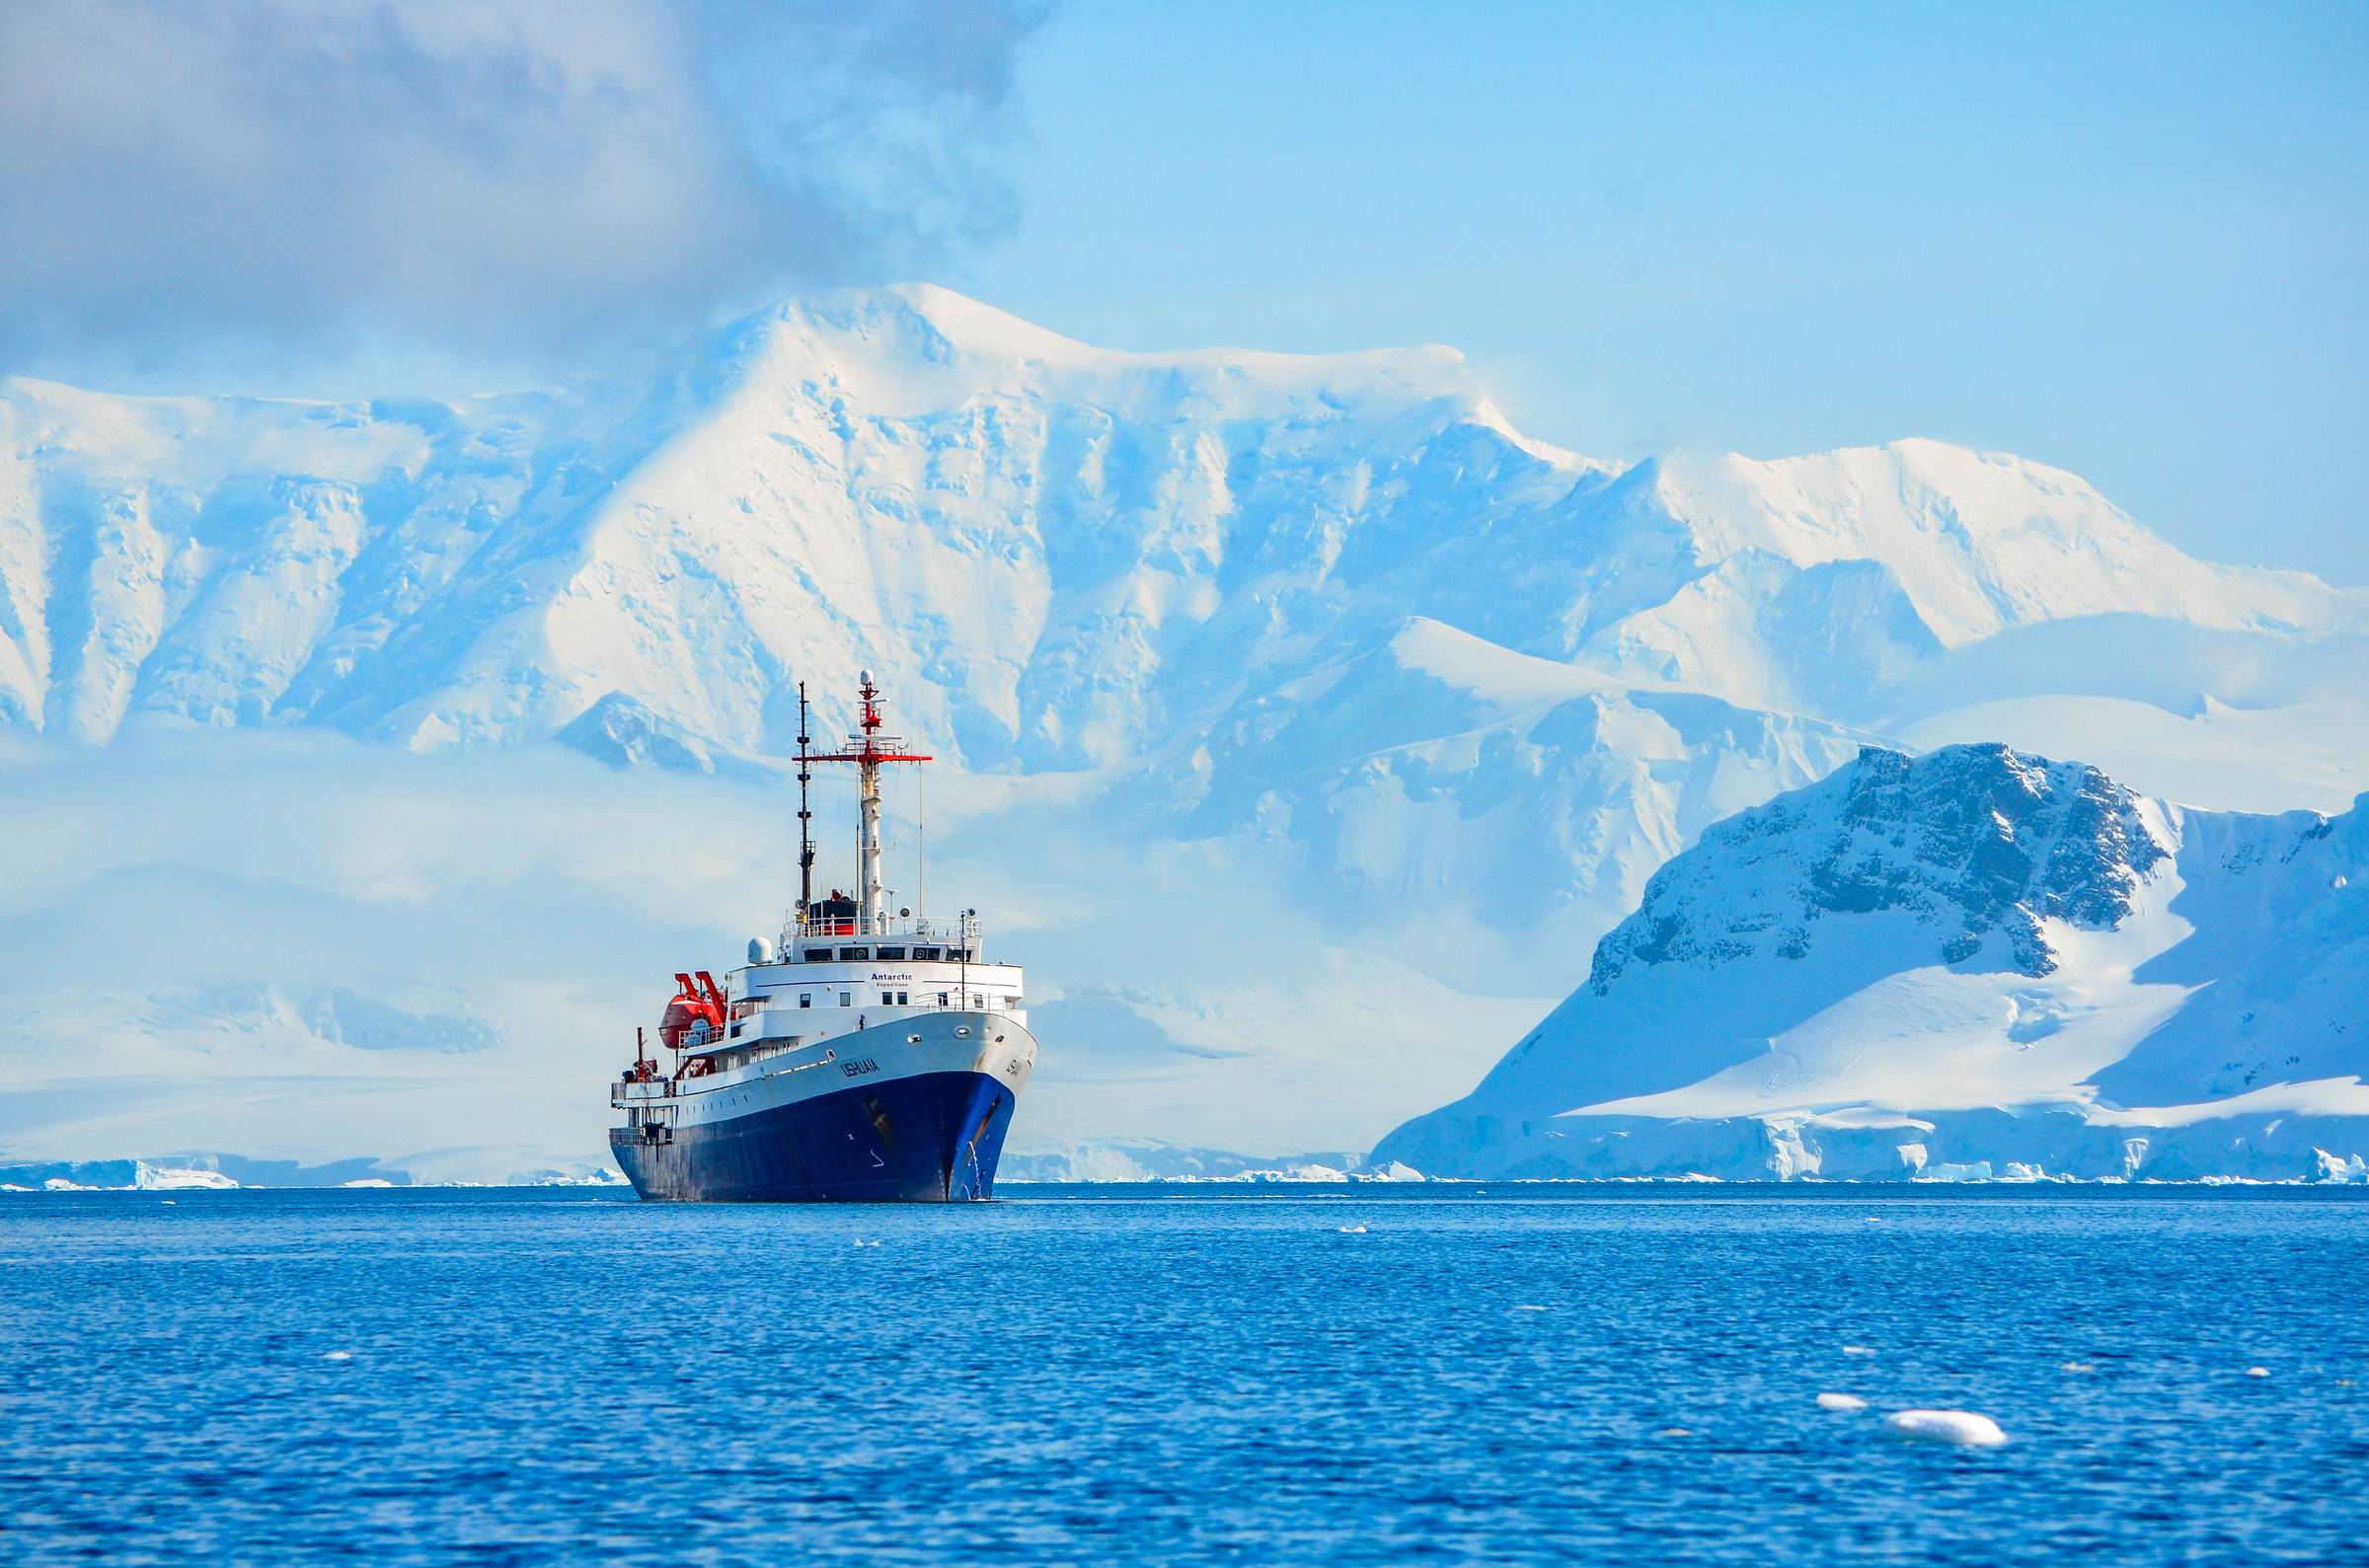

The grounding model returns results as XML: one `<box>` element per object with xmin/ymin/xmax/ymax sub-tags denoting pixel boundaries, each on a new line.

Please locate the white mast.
<box><xmin>859</xmin><ymin>727</ymin><xmax>884</xmax><ymax>934</ymax></box>
<box><xmin>810</xmin><ymin>672</ymin><xmax>930</xmax><ymax>939</ymax></box>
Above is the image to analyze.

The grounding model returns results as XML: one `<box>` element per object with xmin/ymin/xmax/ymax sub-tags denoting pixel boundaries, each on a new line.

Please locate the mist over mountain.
<box><xmin>2</xmin><ymin>286</ymin><xmax>2362</xmax><ymax>1180</ymax></box>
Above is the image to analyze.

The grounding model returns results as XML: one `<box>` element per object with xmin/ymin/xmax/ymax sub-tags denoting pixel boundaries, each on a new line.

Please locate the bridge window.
<box><xmin>937</xmin><ymin>992</ymin><xmax>950</xmax><ymax>1007</ymax></box>
<box><xmin>946</xmin><ymin>947</ymin><xmax>970</xmax><ymax>962</ymax></box>
<box><xmin>878</xmin><ymin>945</ymin><xmax>906</xmax><ymax>960</ymax></box>
<box><xmin>837</xmin><ymin>946</ymin><xmax>871</xmax><ymax>961</ymax></box>
<box><xmin>913</xmin><ymin>946</ymin><xmax>942</xmax><ymax>961</ymax></box>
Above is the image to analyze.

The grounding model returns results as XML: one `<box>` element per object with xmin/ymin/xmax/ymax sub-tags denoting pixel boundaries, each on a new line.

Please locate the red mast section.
<box><xmin>805</xmin><ymin>675</ymin><xmax>934</xmax><ymax>769</ymax></box>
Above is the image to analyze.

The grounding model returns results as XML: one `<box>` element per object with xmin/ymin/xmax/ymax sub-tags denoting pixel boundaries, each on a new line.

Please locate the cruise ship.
<box><xmin>610</xmin><ymin>676</ymin><xmax>1035</xmax><ymax>1201</ymax></box>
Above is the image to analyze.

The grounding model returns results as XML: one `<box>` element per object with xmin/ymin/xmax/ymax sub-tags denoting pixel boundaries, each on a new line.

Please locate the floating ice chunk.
<box><xmin>2245</xmin><ymin>1366</ymin><xmax>2269</xmax><ymax>1378</ymax></box>
<box><xmin>141</xmin><ymin>1166</ymin><xmax>239</xmax><ymax>1191</ymax></box>
<box><xmin>1336</xmin><ymin>1225</ymin><xmax>1368</xmax><ymax>1234</ymax></box>
<box><xmin>852</xmin><ymin>1238</ymin><xmax>880</xmax><ymax>1248</ymax></box>
<box><xmin>160</xmin><ymin>1200</ymin><xmax>176</xmax><ymax>1206</ymax></box>
<box><xmin>323</xmin><ymin>1351</ymin><xmax>352</xmax><ymax>1362</ymax></box>
<box><xmin>1884</xmin><ymin>1409</ymin><xmax>2007</xmax><ymax>1446</ymax></box>
<box><xmin>2060</xmin><ymin>1361</ymin><xmax>2096</xmax><ymax>1373</ymax></box>
<box><xmin>1513</xmin><ymin>1305</ymin><xmax>1548</xmax><ymax>1312</ymax></box>
<box><xmin>1655</xmin><ymin>1427</ymin><xmax>1691</xmax><ymax>1438</ymax></box>
<box><xmin>1842</xmin><ymin>1344</ymin><xmax>1876</xmax><ymax>1357</ymax></box>
<box><xmin>1816</xmin><ymin>1392</ymin><xmax>1869</xmax><ymax>1412</ymax></box>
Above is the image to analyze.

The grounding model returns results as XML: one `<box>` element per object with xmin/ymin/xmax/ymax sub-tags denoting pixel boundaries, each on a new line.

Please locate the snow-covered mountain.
<box><xmin>1377</xmin><ymin>744</ymin><xmax>2369</xmax><ymax>1181</ymax></box>
<box><xmin>2</xmin><ymin>285</ymin><xmax>2363</xmax><ymax>1179</ymax></box>
<box><xmin>7</xmin><ymin>284</ymin><xmax>2363</xmax><ymax>826</ymax></box>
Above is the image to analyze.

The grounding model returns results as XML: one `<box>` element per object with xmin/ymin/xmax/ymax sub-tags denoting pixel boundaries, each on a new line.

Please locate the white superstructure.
<box><xmin>613</xmin><ymin>918</ymin><xmax>1033</xmax><ymax>1148</ymax></box>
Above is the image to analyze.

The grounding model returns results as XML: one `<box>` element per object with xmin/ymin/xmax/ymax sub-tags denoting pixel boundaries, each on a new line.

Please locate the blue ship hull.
<box><xmin>611</xmin><ymin>1069</ymin><xmax>1017</xmax><ymax>1202</ymax></box>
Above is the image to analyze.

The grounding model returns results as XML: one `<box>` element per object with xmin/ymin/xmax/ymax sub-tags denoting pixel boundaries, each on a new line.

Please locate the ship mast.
<box><xmin>796</xmin><ymin>682</ymin><xmax>814</xmax><ymax>922</ymax></box>
<box><xmin>807</xmin><ymin>672</ymin><xmax>933</xmax><ymax>936</ymax></box>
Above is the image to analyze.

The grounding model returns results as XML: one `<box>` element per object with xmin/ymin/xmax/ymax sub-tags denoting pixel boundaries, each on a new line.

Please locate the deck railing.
<box><xmin>780</xmin><ymin>911</ymin><xmax>983</xmax><ymax>944</ymax></box>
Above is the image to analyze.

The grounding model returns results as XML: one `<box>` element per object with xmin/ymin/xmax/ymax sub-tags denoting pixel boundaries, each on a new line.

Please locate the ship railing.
<box><xmin>781</xmin><ymin>912</ymin><xmax>984</xmax><ymax>944</ymax></box>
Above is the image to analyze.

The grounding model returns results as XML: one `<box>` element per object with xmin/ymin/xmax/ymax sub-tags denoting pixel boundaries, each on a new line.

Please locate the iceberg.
<box><xmin>1884</xmin><ymin>1410</ymin><xmax>2009</xmax><ymax>1447</ymax></box>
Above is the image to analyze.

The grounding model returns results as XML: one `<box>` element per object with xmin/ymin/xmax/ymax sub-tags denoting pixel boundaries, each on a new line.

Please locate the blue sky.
<box><xmin>2</xmin><ymin>1</ymin><xmax>2362</xmax><ymax>581</ymax></box>
<box><xmin>957</xmin><ymin>2</ymin><xmax>2368</xmax><ymax>582</ymax></box>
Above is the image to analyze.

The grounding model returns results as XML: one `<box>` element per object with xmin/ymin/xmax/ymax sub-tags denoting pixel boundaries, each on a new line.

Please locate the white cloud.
<box><xmin>0</xmin><ymin>0</ymin><xmax>1043</xmax><ymax>390</ymax></box>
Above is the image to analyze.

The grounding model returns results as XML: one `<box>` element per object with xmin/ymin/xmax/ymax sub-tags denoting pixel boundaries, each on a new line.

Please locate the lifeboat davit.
<box><xmin>656</xmin><ymin>971</ymin><xmax>726</xmax><ymax>1051</ymax></box>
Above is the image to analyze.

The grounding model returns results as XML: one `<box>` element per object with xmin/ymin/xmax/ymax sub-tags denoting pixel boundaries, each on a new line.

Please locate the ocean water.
<box><xmin>3</xmin><ymin>1187</ymin><xmax>2365</xmax><ymax>1564</ymax></box>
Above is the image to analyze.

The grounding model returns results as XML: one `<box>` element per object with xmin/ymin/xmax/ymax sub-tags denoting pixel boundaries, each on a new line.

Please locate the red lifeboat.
<box><xmin>656</xmin><ymin>971</ymin><xmax>726</xmax><ymax>1051</ymax></box>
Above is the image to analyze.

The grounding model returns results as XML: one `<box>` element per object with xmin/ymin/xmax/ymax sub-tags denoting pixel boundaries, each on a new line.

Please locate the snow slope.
<box><xmin>6</xmin><ymin>285</ymin><xmax>2357</xmax><ymax>774</ymax></box>
<box><xmin>1376</xmin><ymin>744</ymin><xmax>2369</xmax><ymax>1180</ymax></box>
<box><xmin>0</xmin><ymin>286</ymin><xmax>1587</xmax><ymax>762</ymax></box>
<box><xmin>2</xmin><ymin>285</ymin><xmax>2364</xmax><ymax>1178</ymax></box>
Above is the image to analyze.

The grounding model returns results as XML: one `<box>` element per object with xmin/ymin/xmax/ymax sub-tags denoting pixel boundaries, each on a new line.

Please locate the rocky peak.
<box><xmin>1586</xmin><ymin>742</ymin><xmax>2166</xmax><ymax>992</ymax></box>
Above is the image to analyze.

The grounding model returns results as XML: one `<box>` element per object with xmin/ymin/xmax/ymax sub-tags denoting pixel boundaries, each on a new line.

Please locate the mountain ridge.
<box><xmin>7</xmin><ymin>285</ymin><xmax>2358</xmax><ymax>766</ymax></box>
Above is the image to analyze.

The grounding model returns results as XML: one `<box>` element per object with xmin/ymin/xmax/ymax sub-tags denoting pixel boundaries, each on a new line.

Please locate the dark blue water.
<box><xmin>3</xmin><ymin>1186</ymin><xmax>2365</xmax><ymax>1564</ymax></box>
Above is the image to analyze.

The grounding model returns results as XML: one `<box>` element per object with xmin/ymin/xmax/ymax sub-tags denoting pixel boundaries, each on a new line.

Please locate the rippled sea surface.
<box><xmin>4</xmin><ymin>1186</ymin><xmax>2366</xmax><ymax>1564</ymax></box>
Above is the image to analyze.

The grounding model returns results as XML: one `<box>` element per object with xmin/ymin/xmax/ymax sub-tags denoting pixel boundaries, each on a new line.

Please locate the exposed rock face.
<box><xmin>1587</xmin><ymin>743</ymin><xmax>2165</xmax><ymax>991</ymax></box>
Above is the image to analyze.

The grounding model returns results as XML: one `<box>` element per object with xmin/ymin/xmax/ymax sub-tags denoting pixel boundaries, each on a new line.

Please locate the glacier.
<box><xmin>2</xmin><ymin>284</ymin><xmax>2363</xmax><ymax>1181</ymax></box>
